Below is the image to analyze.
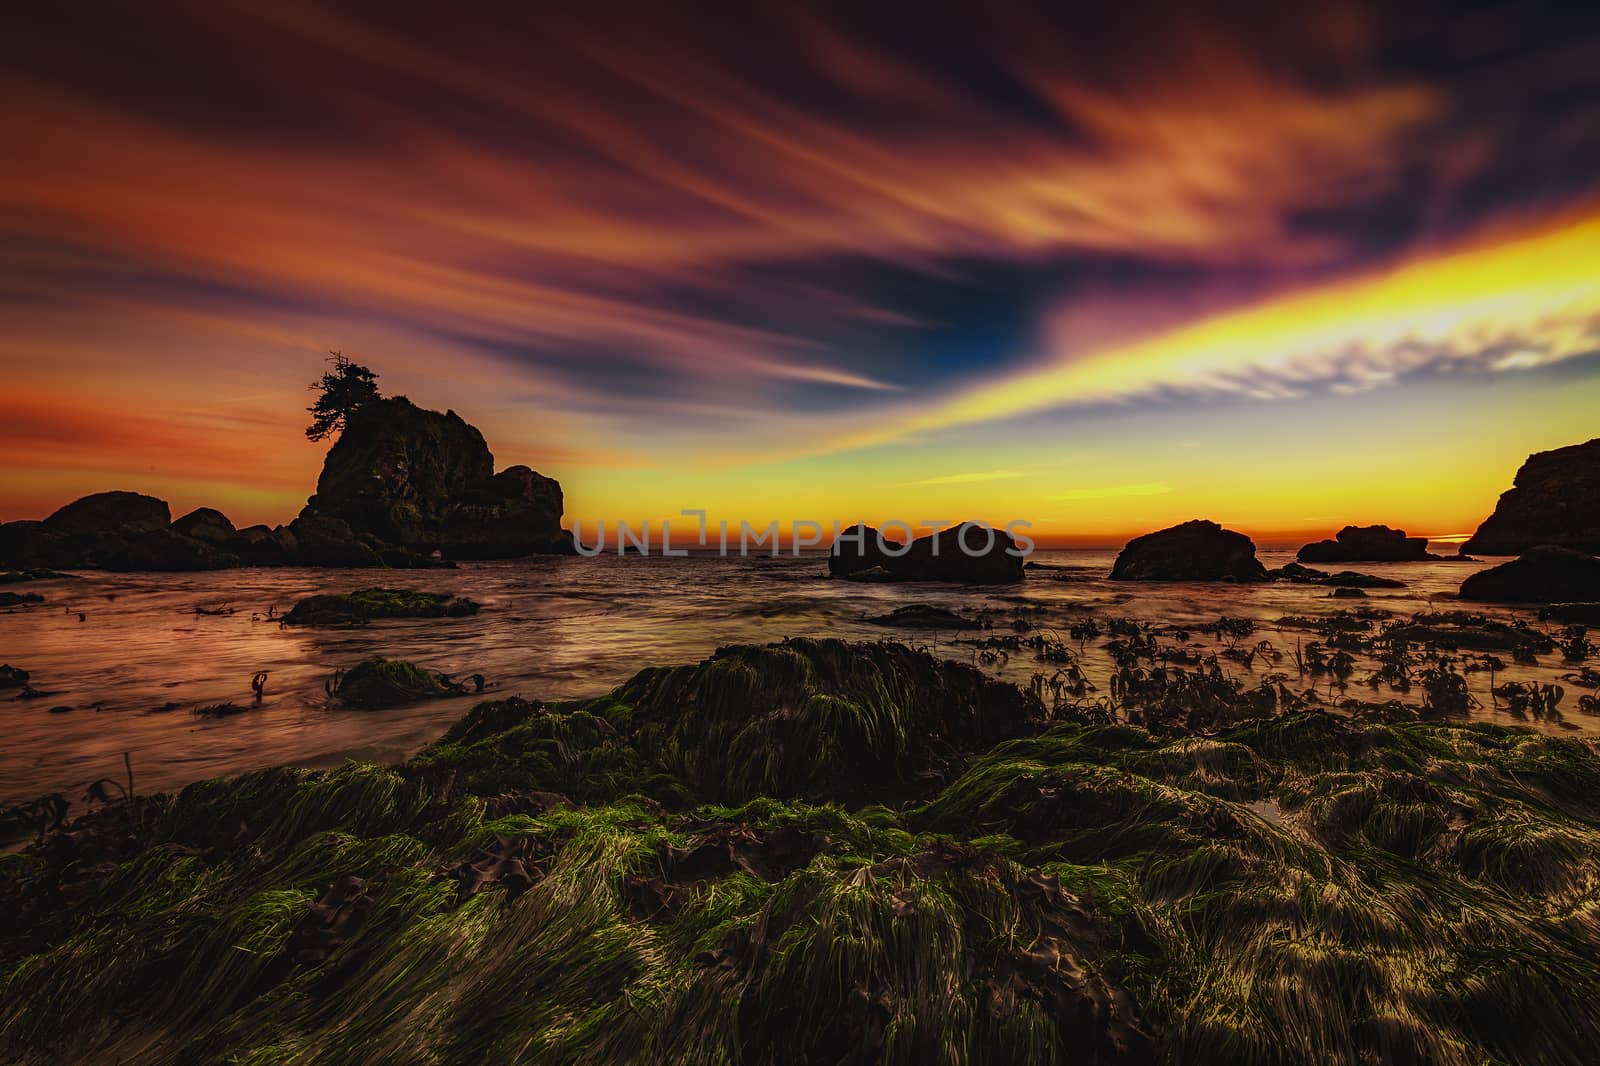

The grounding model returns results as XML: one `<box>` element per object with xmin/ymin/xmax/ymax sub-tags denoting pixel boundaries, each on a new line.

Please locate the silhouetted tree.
<box><xmin>306</xmin><ymin>352</ymin><xmax>380</xmax><ymax>441</ymax></box>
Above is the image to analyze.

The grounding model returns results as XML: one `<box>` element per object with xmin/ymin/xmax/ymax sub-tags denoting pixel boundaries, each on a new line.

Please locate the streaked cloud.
<box><xmin>904</xmin><ymin>469</ymin><xmax>1028</xmax><ymax>487</ymax></box>
<box><xmin>895</xmin><ymin>212</ymin><xmax>1600</xmax><ymax>436</ymax></box>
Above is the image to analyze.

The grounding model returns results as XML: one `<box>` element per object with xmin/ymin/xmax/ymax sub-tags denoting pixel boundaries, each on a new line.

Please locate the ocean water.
<box><xmin>0</xmin><ymin>549</ymin><xmax>1589</xmax><ymax>804</ymax></box>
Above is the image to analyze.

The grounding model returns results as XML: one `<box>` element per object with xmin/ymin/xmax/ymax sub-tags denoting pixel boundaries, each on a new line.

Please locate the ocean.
<box><xmin>0</xmin><ymin>548</ymin><xmax>1586</xmax><ymax>804</ymax></box>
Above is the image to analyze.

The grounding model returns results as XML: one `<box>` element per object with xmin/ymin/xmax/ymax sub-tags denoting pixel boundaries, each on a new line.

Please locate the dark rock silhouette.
<box><xmin>1461</xmin><ymin>438</ymin><xmax>1600</xmax><ymax>556</ymax></box>
<box><xmin>1541</xmin><ymin>602</ymin><xmax>1600</xmax><ymax>625</ymax></box>
<box><xmin>105</xmin><ymin>529</ymin><xmax>234</xmax><ymax>572</ymax></box>
<box><xmin>1296</xmin><ymin>525</ymin><xmax>1437</xmax><ymax>563</ymax></box>
<box><xmin>1457</xmin><ymin>546</ymin><xmax>1600</xmax><ymax>603</ymax></box>
<box><xmin>1</xmin><ymin>393</ymin><xmax>569</xmax><ymax>569</ymax></box>
<box><xmin>1270</xmin><ymin>562</ymin><xmax>1405</xmax><ymax>588</ymax></box>
<box><xmin>0</xmin><ymin>492</ymin><xmax>173</xmax><ymax>570</ymax></box>
<box><xmin>225</xmin><ymin>524</ymin><xmax>298</xmax><ymax>567</ymax></box>
<box><xmin>170</xmin><ymin>507</ymin><xmax>236</xmax><ymax>546</ymax></box>
<box><xmin>299</xmin><ymin>396</ymin><xmax>568</xmax><ymax>559</ymax></box>
<box><xmin>288</xmin><ymin>514</ymin><xmax>384</xmax><ymax>568</ymax></box>
<box><xmin>43</xmin><ymin>491</ymin><xmax>169</xmax><ymax>536</ymax></box>
<box><xmin>441</xmin><ymin>465</ymin><xmax>569</xmax><ymax>558</ymax></box>
<box><xmin>827</xmin><ymin>524</ymin><xmax>888</xmax><ymax>577</ymax></box>
<box><xmin>1111</xmin><ymin>520</ymin><xmax>1267</xmax><ymax>582</ymax></box>
<box><xmin>830</xmin><ymin>522</ymin><xmax>1024</xmax><ymax>583</ymax></box>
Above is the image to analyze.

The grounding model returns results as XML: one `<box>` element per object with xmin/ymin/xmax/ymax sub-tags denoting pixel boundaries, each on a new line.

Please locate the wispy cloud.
<box><xmin>904</xmin><ymin>469</ymin><xmax>1028</xmax><ymax>486</ymax></box>
<box><xmin>896</xmin><ymin>212</ymin><xmax>1600</xmax><ymax>436</ymax></box>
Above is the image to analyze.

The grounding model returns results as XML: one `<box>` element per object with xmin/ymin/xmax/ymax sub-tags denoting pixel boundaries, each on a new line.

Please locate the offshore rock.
<box><xmin>1457</xmin><ymin>546</ymin><xmax>1600</xmax><ymax>603</ymax></box>
<box><xmin>1462</xmin><ymin>437</ymin><xmax>1600</xmax><ymax>556</ymax></box>
<box><xmin>1111</xmin><ymin>519</ymin><xmax>1267</xmax><ymax>582</ymax></box>
<box><xmin>170</xmin><ymin>507</ymin><xmax>236</xmax><ymax>546</ymax></box>
<box><xmin>43</xmin><ymin>491</ymin><xmax>169</xmax><ymax>537</ymax></box>
<box><xmin>1296</xmin><ymin>525</ymin><xmax>1437</xmax><ymax>563</ymax></box>
<box><xmin>301</xmin><ymin>396</ymin><xmax>566</xmax><ymax>559</ymax></box>
<box><xmin>829</xmin><ymin>522</ymin><xmax>1024</xmax><ymax>583</ymax></box>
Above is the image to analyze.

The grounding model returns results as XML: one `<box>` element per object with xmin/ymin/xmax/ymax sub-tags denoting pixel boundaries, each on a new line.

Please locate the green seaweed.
<box><xmin>4</xmin><ymin>638</ymin><xmax>1600</xmax><ymax>1064</ymax></box>
<box><xmin>283</xmin><ymin>587</ymin><xmax>481</xmax><ymax>626</ymax></box>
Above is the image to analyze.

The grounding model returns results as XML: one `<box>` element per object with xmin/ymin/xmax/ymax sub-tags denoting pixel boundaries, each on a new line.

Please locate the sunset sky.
<box><xmin>3</xmin><ymin>2</ymin><xmax>1598</xmax><ymax>544</ymax></box>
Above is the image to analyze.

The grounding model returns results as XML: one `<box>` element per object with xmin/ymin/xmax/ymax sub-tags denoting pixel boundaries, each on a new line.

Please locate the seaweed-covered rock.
<box><xmin>1111</xmin><ymin>520</ymin><xmax>1267</xmax><ymax>582</ymax></box>
<box><xmin>865</xmin><ymin>604</ymin><xmax>986</xmax><ymax>629</ymax></box>
<box><xmin>425</xmin><ymin>638</ymin><xmax>1043</xmax><ymax>804</ymax></box>
<box><xmin>9</xmin><ymin>653</ymin><xmax>1600</xmax><ymax>1064</ymax></box>
<box><xmin>0</xmin><ymin>664</ymin><xmax>28</xmax><ymax>688</ymax></box>
<box><xmin>1296</xmin><ymin>525</ymin><xmax>1437</xmax><ymax>563</ymax></box>
<box><xmin>1458</xmin><ymin>546</ymin><xmax>1600</xmax><ymax>603</ymax></box>
<box><xmin>1541</xmin><ymin>602</ymin><xmax>1600</xmax><ymax>625</ymax></box>
<box><xmin>1462</xmin><ymin>437</ymin><xmax>1600</xmax><ymax>555</ymax></box>
<box><xmin>170</xmin><ymin>507</ymin><xmax>235</xmax><ymax>546</ymax></box>
<box><xmin>331</xmin><ymin>656</ymin><xmax>456</xmax><ymax>708</ymax></box>
<box><xmin>0</xmin><ymin>569</ymin><xmax>69</xmax><ymax>583</ymax></box>
<box><xmin>0</xmin><ymin>592</ymin><xmax>45</xmax><ymax>608</ymax></box>
<box><xmin>43</xmin><ymin>491</ymin><xmax>170</xmax><ymax>536</ymax></box>
<box><xmin>283</xmin><ymin>587</ymin><xmax>481</xmax><ymax>626</ymax></box>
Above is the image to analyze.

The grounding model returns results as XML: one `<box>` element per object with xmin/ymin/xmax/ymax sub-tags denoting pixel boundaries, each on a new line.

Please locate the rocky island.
<box><xmin>1296</xmin><ymin>524</ymin><xmax>1439</xmax><ymax>563</ymax></box>
<box><xmin>0</xmin><ymin>362</ymin><xmax>571</xmax><ymax>571</ymax></box>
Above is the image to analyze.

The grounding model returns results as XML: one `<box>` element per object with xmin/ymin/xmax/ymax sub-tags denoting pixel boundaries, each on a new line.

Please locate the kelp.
<box><xmin>4</xmin><ymin>638</ymin><xmax>1600</xmax><ymax>1064</ymax></box>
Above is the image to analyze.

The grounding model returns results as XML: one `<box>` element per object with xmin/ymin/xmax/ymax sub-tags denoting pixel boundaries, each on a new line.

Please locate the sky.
<box><xmin>3</xmin><ymin>1</ymin><xmax>1598</xmax><ymax>545</ymax></box>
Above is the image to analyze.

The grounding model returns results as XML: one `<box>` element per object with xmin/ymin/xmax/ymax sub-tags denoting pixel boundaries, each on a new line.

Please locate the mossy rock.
<box><xmin>332</xmin><ymin>656</ymin><xmax>454</xmax><ymax>708</ymax></box>
<box><xmin>283</xmin><ymin>587</ymin><xmax>481</xmax><ymax>626</ymax></box>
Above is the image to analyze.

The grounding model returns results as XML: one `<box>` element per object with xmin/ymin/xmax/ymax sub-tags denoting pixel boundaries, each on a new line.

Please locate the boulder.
<box><xmin>171</xmin><ymin>507</ymin><xmax>236</xmax><ymax>546</ymax></box>
<box><xmin>226</xmin><ymin>524</ymin><xmax>297</xmax><ymax>566</ymax></box>
<box><xmin>828</xmin><ymin>524</ymin><xmax>889</xmax><ymax>577</ymax></box>
<box><xmin>43</xmin><ymin>491</ymin><xmax>170</xmax><ymax>536</ymax></box>
<box><xmin>1270</xmin><ymin>562</ymin><xmax>1405</xmax><ymax>588</ymax></box>
<box><xmin>830</xmin><ymin>522</ymin><xmax>1024</xmax><ymax>583</ymax></box>
<box><xmin>1296</xmin><ymin>525</ymin><xmax>1436</xmax><ymax>563</ymax></box>
<box><xmin>1462</xmin><ymin>437</ymin><xmax>1600</xmax><ymax>556</ymax></box>
<box><xmin>1457</xmin><ymin>546</ymin><xmax>1600</xmax><ymax>603</ymax></box>
<box><xmin>0</xmin><ymin>521</ymin><xmax>60</xmax><ymax>570</ymax></box>
<box><xmin>1111</xmin><ymin>520</ymin><xmax>1268</xmax><ymax>582</ymax></box>
<box><xmin>1541</xmin><ymin>603</ymin><xmax>1600</xmax><ymax>625</ymax></box>
<box><xmin>288</xmin><ymin>514</ymin><xmax>383</xmax><ymax>568</ymax></box>
<box><xmin>441</xmin><ymin>466</ymin><xmax>569</xmax><ymax>558</ymax></box>
<box><xmin>301</xmin><ymin>397</ymin><xmax>567</xmax><ymax>559</ymax></box>
<box><xmin>106</xmin><ymin>529</ymin><xmax>234</xmax><ymax>572</ymax></box>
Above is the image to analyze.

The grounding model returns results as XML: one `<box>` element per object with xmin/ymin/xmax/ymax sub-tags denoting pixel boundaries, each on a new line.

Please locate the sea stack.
<box><xmin>1461</xmin><ymin>438</ymin><xmax>1600</xmax><ymax>555</ymax></box>
<box><xmin>1110</xmin><ymin>519</ymin><xmax>1268</xmax><ymax>582</ymax></box>
<box><xmin>1296</xmin><ymin>525</ymin><xmax>1437</xmax><ymax>563</ymax></box>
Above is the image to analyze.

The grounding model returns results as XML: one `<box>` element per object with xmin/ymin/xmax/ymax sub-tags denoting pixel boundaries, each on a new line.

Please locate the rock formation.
<box><xmin>0</xmin><ymin>397</ymin><xmax>570</xmax><ymax>570</ymax></box>
<box><xmin>1457</xmin><ymin>546</ymin><xmax>1600</xmax><ymax>603</ymax></box>
<box><xmin>1296</xmin><ymin>525</ymin><xmax>1437</xmax><ymax>563</ymax></box>
<box><xmin>1461</xmin><ymin>437</ymin><xmax>1600</xmax><ymax>556</ymax></box>
<box><xmin>299</xmin><ymin>396</ymin><xmax>569</xmax><ymax>559</ymax></box>
<box><xmin>829</xmin><ymin>522</ymin><xmax>1025</xmax><ymax>583</ymax></box>
<box><xmin>1110</xmin><ymin>520</ymin><xmax>1268</xmax><ymax>582</ymax></box>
